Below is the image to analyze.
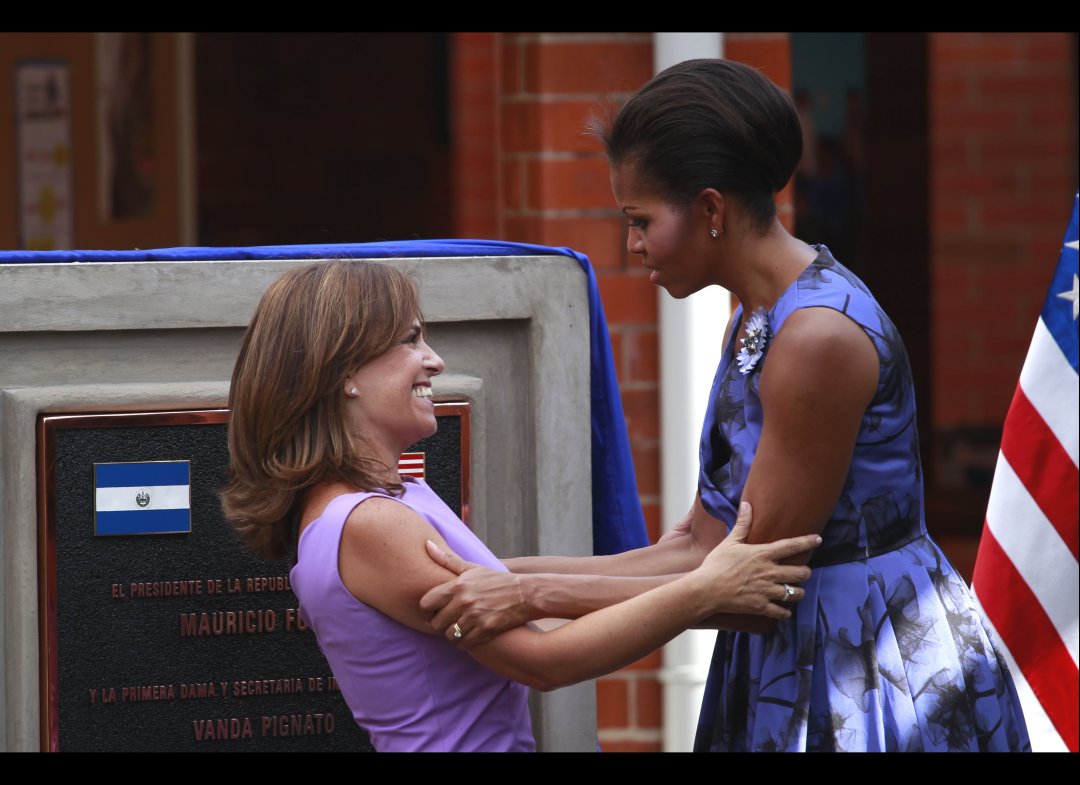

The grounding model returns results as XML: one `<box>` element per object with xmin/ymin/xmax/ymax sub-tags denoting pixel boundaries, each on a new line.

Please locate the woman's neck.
<box><xmin>722</xmin><ymin>220</ymin><xmax>817</xmax><ymax>314</ymax></box>
<box><xmin>362</xmin><ymin>451</ymin><xmax>403</xmax><ymax>487</ymax></box>
<box><xmin>350</xmin><ymin>431</ymin><xmax>404</xmax><ymax>486</ymax></box>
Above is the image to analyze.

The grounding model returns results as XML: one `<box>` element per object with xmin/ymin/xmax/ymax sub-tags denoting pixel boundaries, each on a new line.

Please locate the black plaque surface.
<box><xmin>39</xmin><ymin>404</ymin><xmax>469</xmax><ymax>752</ymax></box>
<box><xmin>409</xmin><ymin>406</ymin><xmax>466</xmax><ymax>520</ymax></box>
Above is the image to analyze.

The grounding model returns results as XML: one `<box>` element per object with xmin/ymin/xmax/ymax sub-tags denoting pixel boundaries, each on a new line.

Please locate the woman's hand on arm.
<box><xmin>335</xmin><ymin>498</ymin><xmax>470</xmax><ymax>636</ymax></box>
<box><xmin>415</xmin><ymin>497</ymin><xmax>713</xmax><ymax>647</ymax></box>
<box><xmin>692</xmin><ymin>501</ymin><xmax>817</xmax><ymax>622</ymax></box>
<box><xmin>419</xmin><ymin>544</ymin><xmax>534</xmax><ymax>646</ymax></box>
<box><xmin>334</xmin><ymin>496</ymin><xmax>687</xmax><ymax>690</ymax></box>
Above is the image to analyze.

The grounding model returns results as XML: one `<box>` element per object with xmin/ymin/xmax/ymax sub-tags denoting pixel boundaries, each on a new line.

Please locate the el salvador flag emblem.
<box><xmin>94</xmin><ymin>461</ymin><xmax>192</xmax><ymax>535</ymax></box>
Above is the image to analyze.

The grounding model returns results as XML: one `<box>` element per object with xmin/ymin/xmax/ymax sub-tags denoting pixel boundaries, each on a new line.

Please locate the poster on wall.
<box><xmin>16</xmin><ymin>61</ymin><xmax>74</xmax><ymax>250</ymax></box>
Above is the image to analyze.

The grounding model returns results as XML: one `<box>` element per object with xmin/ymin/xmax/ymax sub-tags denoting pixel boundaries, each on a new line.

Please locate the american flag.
<box><xmin>972</xmin><ymin>193</ymin><xmax>1079</xmax><ymax>752</ymax></box>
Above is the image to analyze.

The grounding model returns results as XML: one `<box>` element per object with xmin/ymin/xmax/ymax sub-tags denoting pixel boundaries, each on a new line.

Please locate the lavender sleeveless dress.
<box><xmin>290</xmin><ymin>480</ymin><xmax>535</xmax><ymax>752</ymax></box>
<box><xmin>694</xmin><ymin>248</ymin><xmax>1029</xmax><ymax>752</ymax></box>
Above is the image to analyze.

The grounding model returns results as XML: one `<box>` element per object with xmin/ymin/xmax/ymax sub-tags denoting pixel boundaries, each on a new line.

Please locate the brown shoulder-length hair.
<box><xmin>220</xmin><ymin>260</ymin><xmax>421</xmax><ymax>559</ymax></box>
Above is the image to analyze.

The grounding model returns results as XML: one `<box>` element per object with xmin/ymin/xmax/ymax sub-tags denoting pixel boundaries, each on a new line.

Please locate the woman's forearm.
<box><xmin>471</xmin><ymin>569</ymin><xmax>717</xmax><ymax>691</ymax></box>
<box><xmin>504</xmin><ymin>533</ymin><xmax>702</xmax><ymax>578</ymax></box>
<box><xmin>522</xmin><ymin>572</ymin><xmax>680</xmax><ymax>618</ymax></box>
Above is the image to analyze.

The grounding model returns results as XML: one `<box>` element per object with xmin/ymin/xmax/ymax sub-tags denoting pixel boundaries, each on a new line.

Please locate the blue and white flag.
<box><xmin>94</xmin><ymin>461</ymin><xmax>192</xmax><ymax>535</ymax></box>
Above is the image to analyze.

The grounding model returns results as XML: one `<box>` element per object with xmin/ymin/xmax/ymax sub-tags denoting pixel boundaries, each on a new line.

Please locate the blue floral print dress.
<box><xmin>693</xmin><ymin>247</ymin><xmax>1030</xmax><ymax>752</ymax></box>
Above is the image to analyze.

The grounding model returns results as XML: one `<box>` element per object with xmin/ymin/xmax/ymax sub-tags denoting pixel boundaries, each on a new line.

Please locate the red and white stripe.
<box><xmin>398</xmin><ymin>452</ymin><xmax>426</xmax><ymax>478</ymax></box>
<box><xmin>973</xmin><ymin>319</ymin><xmax>1079</xmax><ymax>752</ymax></box>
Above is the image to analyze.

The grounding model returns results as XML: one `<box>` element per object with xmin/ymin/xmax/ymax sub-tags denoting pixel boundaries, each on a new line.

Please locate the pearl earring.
<box><xmin>347</xmin><ymin>387</ymin><xmax>359</xmax><ymax>398</ymax></box>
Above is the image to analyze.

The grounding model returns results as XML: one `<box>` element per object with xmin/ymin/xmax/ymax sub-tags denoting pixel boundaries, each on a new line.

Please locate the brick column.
<box><xmin>450</xmin><ymin>33</ymin><xmax>501</xmax><ymax>239</ymax></box>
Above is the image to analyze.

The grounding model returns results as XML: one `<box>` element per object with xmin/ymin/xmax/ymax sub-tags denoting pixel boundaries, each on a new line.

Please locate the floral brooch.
<box><xmin>736</xmin><ymin>307</ymin><xmax>770</xmax><ymax>375</ymax></box>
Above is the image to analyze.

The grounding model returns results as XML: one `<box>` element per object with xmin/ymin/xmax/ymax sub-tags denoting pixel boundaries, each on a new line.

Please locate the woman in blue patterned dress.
<box><xmin>422</xmin><ymin>59</ymin><xmax>1029</xmax><ymax>751</ymax></box>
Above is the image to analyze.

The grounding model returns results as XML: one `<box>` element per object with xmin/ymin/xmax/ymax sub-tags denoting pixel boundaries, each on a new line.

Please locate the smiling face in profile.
<box><xmin>343</xmin><ymin>319</ymin><xmax>445</xmax><ymax>466</ymax></box>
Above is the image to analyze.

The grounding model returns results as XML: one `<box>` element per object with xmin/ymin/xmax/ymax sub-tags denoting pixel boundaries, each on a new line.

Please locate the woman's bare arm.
<box><xmin>501</xmin><ymin>525</ymin><xmax>705</xmax><ymax>577</ymax></box>
<box><xmin>470</xmin><ymin>506</ymin><xmax>809</xmax><ymax>691</ymax></box>
<box><xmin>741</xmin><ymin>307</ymin><xmax>878</xmax><ymax>546</ymax></box>
<box><xmin>693</xmin><ymin>307</ymin><xmax>878</xmax><ymax>634</ymax></box>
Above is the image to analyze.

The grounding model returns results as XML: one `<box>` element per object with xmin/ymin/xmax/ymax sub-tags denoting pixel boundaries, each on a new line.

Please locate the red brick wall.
<box><xmin>930</xmin><ymin>33</ymin><xmax>1076</xmax><ymax>428</ymax></box>
<box><xmin>451</xmin><ymin>34</ymin><xmax>500</xmax><ymax>239</ymax></box>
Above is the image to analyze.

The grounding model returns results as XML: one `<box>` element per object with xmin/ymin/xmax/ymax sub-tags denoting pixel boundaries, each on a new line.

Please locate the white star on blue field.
<box><xmin>1059</xmin><ymin>239</ymin><xmax>1078</xmax><ymax>321</ymax></box>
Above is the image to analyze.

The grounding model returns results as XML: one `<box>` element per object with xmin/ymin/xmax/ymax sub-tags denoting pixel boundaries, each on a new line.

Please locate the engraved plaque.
<box><xmin>38</xmin><ymin>403</ymin><xmax>470</xmax><ymax>751</ymax></box>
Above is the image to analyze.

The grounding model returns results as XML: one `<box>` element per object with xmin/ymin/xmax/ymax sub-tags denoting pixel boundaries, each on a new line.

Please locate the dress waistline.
<box><xmin>808</xmin><ymin>531</ymin><xmax>927</xmax><ymax>568</ymax></box>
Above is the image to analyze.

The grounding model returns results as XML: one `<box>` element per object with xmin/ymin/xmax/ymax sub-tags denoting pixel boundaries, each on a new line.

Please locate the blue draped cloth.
<box><xmin>2</xmin><ymin>240</ymin><xmax>649</xmax><ymax>556</ymax></box>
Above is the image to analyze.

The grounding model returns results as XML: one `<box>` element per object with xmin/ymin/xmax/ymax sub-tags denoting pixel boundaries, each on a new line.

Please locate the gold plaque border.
<box><xmin>433</xmin><ymin>400</ymin><xmax>472</xmax><ymax>529</ymax></box>
<box><xmin>37</xmin><ymin>408</ymin><xmax>229</xmax><ymax>752</ymax></box>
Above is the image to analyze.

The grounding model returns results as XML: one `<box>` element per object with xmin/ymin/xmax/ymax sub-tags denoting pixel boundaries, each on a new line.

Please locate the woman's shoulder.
<box><xmin>335</xmin><ymin>482</ymin><xmax>451</xmax><ymax>557</ymax></box>
<box><xmin>763</xmin><ymin>307</ymin><xmax>879</xmax><ymax>403</ymax></box>
<box><xmin>766</xmin><ymin>247</ymin><xmax>899</xmax><ymax>359</ymax></box>
<box><xmin>301</xmin><ymin>482</ymin><xmax>366</xmax><ymax>524</ymax></box>
<box><xmin>297</xmin><ymin>482</ymin><xmax>403</xmax><ymax>546</ymax></box>
<box><xmin>785</xmin><ymin>248</ymin><xmax>884</xmax><ymax>322</ymax></box>
<box><xmin>763</xmin><ymin>248</ymin><xmax>882</xmax><ymax>401</ymax></box>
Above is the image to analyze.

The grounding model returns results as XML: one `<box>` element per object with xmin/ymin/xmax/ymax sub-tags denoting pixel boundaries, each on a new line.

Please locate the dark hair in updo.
<box><xmin>597</xmin><ymin>59</ymin><xmax>802</xmax><ymax>232</ymax></box>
